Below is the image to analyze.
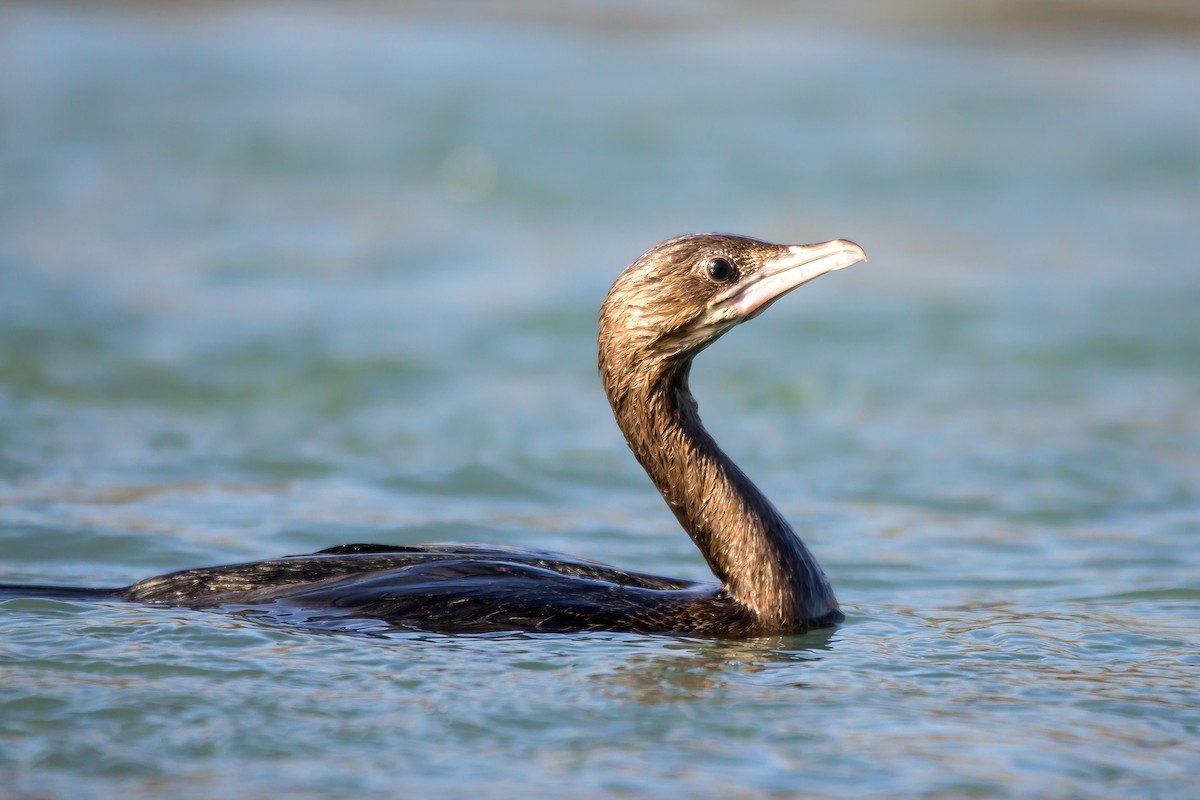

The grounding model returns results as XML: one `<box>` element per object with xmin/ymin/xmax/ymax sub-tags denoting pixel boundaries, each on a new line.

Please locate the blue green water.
<box><xmin>2</xmin><ymin>5</ymin><xmax>1199</xmax><ymax>797</ymax></box>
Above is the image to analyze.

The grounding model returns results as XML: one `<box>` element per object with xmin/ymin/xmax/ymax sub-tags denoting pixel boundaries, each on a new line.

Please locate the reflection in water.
<box><xmin>596</xmin><ymin>632</ymin><xmax>838</xmax><ymax>703</ymax></box>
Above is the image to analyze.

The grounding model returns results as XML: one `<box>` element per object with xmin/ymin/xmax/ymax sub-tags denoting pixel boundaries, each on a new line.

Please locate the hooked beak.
<box><xmin>715</xmin><ymin>239</ymin><xmax>867</xmax><ymax>322</ymax></box>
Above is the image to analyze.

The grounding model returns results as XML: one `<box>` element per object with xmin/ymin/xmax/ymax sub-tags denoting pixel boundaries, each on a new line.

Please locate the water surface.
<box><xmin>1</xmin><ymin>5</ymin><xmax>1198</xmax><ymax>798</ymax></box>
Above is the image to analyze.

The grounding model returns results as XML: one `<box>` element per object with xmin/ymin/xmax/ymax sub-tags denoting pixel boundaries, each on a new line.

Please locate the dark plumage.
<box><xmin>0</xmin><ymin>233</ymin><xmax>866</xmax><ymax>636</ymax></box>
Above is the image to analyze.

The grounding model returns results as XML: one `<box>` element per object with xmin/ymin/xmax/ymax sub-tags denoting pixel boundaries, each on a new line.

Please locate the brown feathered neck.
<box><xmin>597</xmin><ymin>234</ymin><xmax>843</xmax><ymax>631</ymax></box>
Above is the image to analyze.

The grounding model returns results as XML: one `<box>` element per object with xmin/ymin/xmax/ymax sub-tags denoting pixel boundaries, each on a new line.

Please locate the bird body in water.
<box><xmin>0</xmin><ymin>234</ymin><xmax>866</xmax><ymax>637</ymax></box>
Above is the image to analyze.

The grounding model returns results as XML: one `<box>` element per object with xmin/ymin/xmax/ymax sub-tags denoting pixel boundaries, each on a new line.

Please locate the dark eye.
<box><xmin>705</xmin><ymin>257</ymin><xmax>737</xmax><ymax>283</ymax></box>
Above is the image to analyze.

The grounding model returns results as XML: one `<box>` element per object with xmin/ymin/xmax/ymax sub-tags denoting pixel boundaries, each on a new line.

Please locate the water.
<box><xmin>2</xmin><ymin>5</ymin><xmax>1199</xmax><ymax>798</ymax></box>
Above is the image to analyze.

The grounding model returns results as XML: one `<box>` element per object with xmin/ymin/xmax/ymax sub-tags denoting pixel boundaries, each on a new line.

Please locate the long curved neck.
<box><xmin>604</xmin><ymin>356</ymin><xmax>839</xmax><ymax>630</ymax></box>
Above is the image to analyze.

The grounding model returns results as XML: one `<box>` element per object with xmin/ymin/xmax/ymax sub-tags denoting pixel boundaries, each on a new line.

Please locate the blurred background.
<box><xmin>1</xmin><ymin>2</ymin><xmax>1198</xmax><ymax>798</ymax></box>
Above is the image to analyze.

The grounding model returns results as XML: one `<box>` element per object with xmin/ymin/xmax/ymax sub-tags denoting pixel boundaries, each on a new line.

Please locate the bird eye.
<box><xmin>705</xmin><ymin>257</ymin><xmax>737</xmax><ymax>283</ymax></box>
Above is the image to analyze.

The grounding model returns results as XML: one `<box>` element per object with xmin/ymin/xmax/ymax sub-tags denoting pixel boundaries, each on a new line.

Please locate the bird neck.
<box><xmin>604</xmin><ymin>357</ymin><xmax>839</xmax><ymax>630</ymax></box>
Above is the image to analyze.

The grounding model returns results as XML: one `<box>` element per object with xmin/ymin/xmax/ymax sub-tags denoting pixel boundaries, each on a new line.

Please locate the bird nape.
<box><xmin>0</xmin><ymin>233</ymin><xmax>866</xmax><ymax>637</ymax></box>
